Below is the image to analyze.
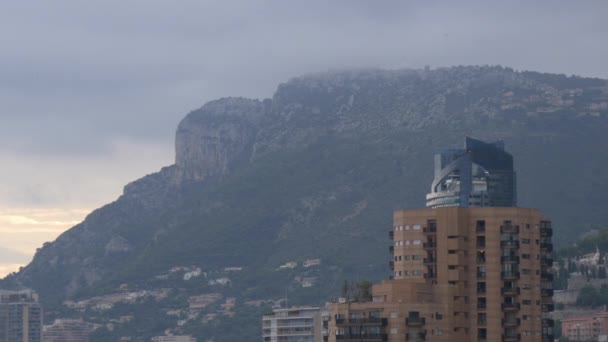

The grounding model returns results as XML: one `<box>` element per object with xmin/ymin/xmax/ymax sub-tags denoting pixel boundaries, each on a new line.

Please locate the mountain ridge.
<box><xmin>2</xmin><ymin>65</ymin><xmax>608</xmax><ymax>341</ymax></box>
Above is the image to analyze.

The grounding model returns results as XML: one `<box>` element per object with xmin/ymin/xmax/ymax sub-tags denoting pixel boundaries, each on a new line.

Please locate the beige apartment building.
<box><xmin>326</xmin><ymin>138</ymin><xmax>555</xmax><ymax>342</ymax></box>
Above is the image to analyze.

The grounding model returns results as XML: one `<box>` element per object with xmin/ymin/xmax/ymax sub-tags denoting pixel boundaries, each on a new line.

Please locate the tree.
<box><xmin>341</xmin><ymin>280</ymin><xmax>349</xmax><ymax>299</ymax></box>
<box><xmin>599</xmin><ymin>266</ymin><xmax>607</xmax><ymax>279</ymax></box>
<box><xmin>576</xmin><ymin>284</ymin><xmax>600</xmax><ymax>307</ymax></box>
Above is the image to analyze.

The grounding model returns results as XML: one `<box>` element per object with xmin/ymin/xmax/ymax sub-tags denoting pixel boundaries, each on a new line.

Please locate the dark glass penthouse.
<box><xmin>426</xmin><ymin>137</ymin><xmax>516</xmax><ymax>208</ymax></box>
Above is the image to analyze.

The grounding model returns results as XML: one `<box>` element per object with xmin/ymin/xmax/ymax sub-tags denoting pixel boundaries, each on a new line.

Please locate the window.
<box><xmin>389</xmin><ymin>312</ymin><xmax>397</xmax><ymax>318</ymax></box>
<box><xmin>522</xmin><ymin>254</ymin><xmax>530</xmax><ymax>259</ymax></box>
<box><xmin>413</xmin><ymin>270</ymin><xmax>422</xmax><ymax>276</ymax></box>
<box><xmin>405</xmin><ymin>271</ymin><xmax>410</xmax><ymax>276</ymax></box>
<box><xmin>390</xmin><ymin>328</ymin><xmax>397</xmax><ymax>334</ymax></box>
<box><xmin>405</xmin><ymin>225</ymin><xmax>411</xmax><ymax>230</ymax></box>
<box><xmin>522</xmin><ymin>238</ymin><xmax>530</xmax><ymax>244</ymax></box>
<box><xmin>413</xmin><ymin>224</ymin><xmax>421</xmax><ymax>230</ymax></box>
<box><xmin>413</xmin><ymin>240</ymin><xmax>421</xmax><ymax>245</ymax></box>
<box><xmin>523</xmin><ymin>300</ymin><xmax>531</xmax><ymax>305</ymax></box>
<box><xmin>522</xmin><ymin>269</ymin><xmax>531</xmax><ymax>275</ymax></box>
<box><xmin>405</xmin><ymin>240</ymin><xmax>411</xmax><ymax>245</ymax></box>
<box><xmin>404</xmin><ymin>255</ymin><xmax>411</xmax><ymax>260</ymax></box>
<box><xmin>412</xmin><ymin>255</ymin><xmax>422</xmax><ymax>260</ymax></box>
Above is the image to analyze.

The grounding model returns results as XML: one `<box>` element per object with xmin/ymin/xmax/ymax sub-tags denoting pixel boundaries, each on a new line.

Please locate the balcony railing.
<box><xmin>500</xmin><ymin>225</ymin><xmax>519</xmax><ymax>234</ymax></box>
<box><xmin>335</xmin><ymin>318</ymin><xmax>388</xmax><ymax>326</ymax></box>
<box><xmin>540</xmin><ymin>242</ymin><xmax>553</xmax><ymax>252</ymax></box>
<box><xmin>541</xmin><ymin>304</ymin><xmax>554</xmax><ymax>312</ymax></box>
<box><xmin>389</xmin><ymin>261</ymin><xmax>394</xmax><ymax>270</ymax></box>
<box><xmin>541</xmin><ymin>289</ymin><xmax>554</xmax><ymax>297</ymax></box>
<box><xmin>424</xmin><ymin>257</ymin><xmax>435</xmax><ymax>264</ymax></box>
<box><xmin>501</xmin><ymin>287</ymin><xmax>520</xmax><ymax>296</ymax></box>
<box><xmin>502</xmin><ymin>334</ymin><xmax>521</xmax><ymax>342</ymax></box>
<box><xmin>424</xmin><ymin>226</ymin><xmax>437</xmax><ymax>234</ymax></box>
<box><xmin>501</xmin><ymin>255</ymin><xmax>520</xmax><ymax>263</ymax></box>
<box><xmin>389</xmin><ymin>231</ymin><xmax>394</xmax><ymax>240</ymax></box>
<box><xmin>501</xmin><ymin>240</ymin><xmax>519</xmax><ymax>249</ymax></box>
<box><xmin>501</xmin><ymin>303</ymin><xmax>521</xmax><ymax>311</ymax></box>
<box><xmin>423</xmin><ymin>242</ymin><xmax>436</xmax><ymax>249</ymax></box>
<box><xmin>406</xmin><ymin>332</ymin><xmax>426</xmax><ymax>341</ymax></box>
<box><xmin>336</xmin><ymin>334</ymin><xmax>388</xmax><ymax>341</ymax></box>
<box><xmin>502</xmin><ymin>318</ymin><xmax>521</xmax><ymax>326</ymax></box>
<box><xmin>389</xmin><ymin>246</ymin><xmax>394</xmax><ymax>253</ymax></box>
<box><xmin>406</xmin><ymin>317</ymin><xmax>425</xmax><ymax>326</ymax></box>
<box><xmin>541</xmin><ymin>272</ymin><xmax>554</xmax><ymax>281</ymax></box>
<box><xmin>542</xmin><ymin>334</ymin><xmax>555</xmax><ymax>342</ymax></box>
<box><xmin>540</xmin><ymin>227</ymin><xmax>553</xmax><ymax>237</ymax></box>
<box><xmin>501</xmin><ymin>271</ymin><xmax>520</xmax><ymax>280</ymax></box>
<box><xmin>542</xmin><ymin>318</ymin><xmax>555</xmax><ymax>327</ymax></box>
<box><xmin>541</xmin><ymin>257</ymin><xmax>553</xmax><ymax>267</ymax></box>
<box><xmin>477</xmin><ymin>302</ymin><xmax>487</xmax><ymax>310</ymax></box>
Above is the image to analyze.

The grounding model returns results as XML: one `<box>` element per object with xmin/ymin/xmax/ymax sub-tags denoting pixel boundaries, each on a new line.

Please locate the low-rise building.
<box><xmin>151</xmin><ymin>335</ymin><xmax>196</xmax><ymax>342</ymax></box>
<box><xmin>43</xmin><ymin>319</ymin><xmax>97</xmax><ymax>342</ymax></box>
<box><xmin>562</xmin><ymin>308</ymin><xmax>608</xmax><ymax>341</ymax></box>
<box><xmin>262</xmin><ymin>307</ymin><xmax>326</xmax><ymax>342</ymax></box>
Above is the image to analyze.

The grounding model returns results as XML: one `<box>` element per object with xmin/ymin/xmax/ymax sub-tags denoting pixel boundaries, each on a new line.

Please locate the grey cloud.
<box><xmin>0</xmin><ymin>1</ymin><xmax>607</xmax><ymax>158</ymax></box>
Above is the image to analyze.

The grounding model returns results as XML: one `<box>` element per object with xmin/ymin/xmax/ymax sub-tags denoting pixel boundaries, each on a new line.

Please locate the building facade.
<box><xmin>426</xmin><ymin>137</ymin><xmax>516</xmax><ymax>208</ymax></box>
<box><xmin>561</xmin><ymin>308</ymin><xmax>608</xmax><ymax>341</ymax></box>
<box><xmin>43</xmin><ymin>319</ymin><xmax>96</xmax><ymax>342</ymax></box>
<box><xmin>262</xmin><ymin>307</ymin><xmax>326</xmax><ymax>342</ymax></box>
<box><xmin>150</xmin><ymin>336</ymin><xmax>197</xmax><ymax>342</ymax></box>
<box><xmin>327</xmin><ymin>138</ymin><xmax>554</xmax><ymax>342</ymax></box>
<box><xmin>0</xmin><ymin>290</ymin><xmax>43</xmax><ymax>342</ymax></box>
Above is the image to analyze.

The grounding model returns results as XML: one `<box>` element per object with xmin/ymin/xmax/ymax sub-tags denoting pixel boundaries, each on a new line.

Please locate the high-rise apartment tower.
<box><xmin>327</xmin><ymin>138</ymin><xmax>554</xmax><ymax>342</ymax></box>
<box><xmin>0</xmin><ymin>290</ymin><xmax>43</xmax><ymax>342</ymax></box>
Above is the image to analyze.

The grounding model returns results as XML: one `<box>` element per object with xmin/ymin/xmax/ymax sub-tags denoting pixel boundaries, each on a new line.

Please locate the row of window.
<box><xmin>393</xmin><ymin>240</ymin><xmax>422</xmax><ymax>246</ymax></box>
<box><xmin>394</xmin><ymin>270</ymin><xmax>423</xmax><ymax>277</ymax></box>
<box><xmin>394</xmin><ymin>224</ymin><xmax>422</xmax><ymax>231</ymax></box>
<box><xmin>394</xmin><ymin>255</ymin><xmax>422</xmax><ymax>261</ymax></box>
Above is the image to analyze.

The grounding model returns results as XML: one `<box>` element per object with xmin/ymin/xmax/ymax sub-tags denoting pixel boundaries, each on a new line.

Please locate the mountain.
<box><xmin>2</xmin><ymin>66</ymin><xmax>608</xmax><ymax>341</ymax></box>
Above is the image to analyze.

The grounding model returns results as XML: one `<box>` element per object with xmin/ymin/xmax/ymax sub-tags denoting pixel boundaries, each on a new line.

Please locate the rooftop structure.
<box><xmin>426</xmin><ymin>137</ymin><xmax>516</xmax><ymax>208</ymax></box>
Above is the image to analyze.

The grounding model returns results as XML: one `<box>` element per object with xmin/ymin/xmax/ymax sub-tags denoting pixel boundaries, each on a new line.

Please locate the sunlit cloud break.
<box><xmin>0</xmin><ymin>207</ymin><xmax>90</xmax><ymax>277</ymax></box>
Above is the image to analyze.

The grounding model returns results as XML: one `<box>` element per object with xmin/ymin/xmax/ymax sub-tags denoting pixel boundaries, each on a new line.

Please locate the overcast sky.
<box><xmin>0</xmin><ymin>0</ymin><xmax>607</xmax><ymax>276</ymax></box>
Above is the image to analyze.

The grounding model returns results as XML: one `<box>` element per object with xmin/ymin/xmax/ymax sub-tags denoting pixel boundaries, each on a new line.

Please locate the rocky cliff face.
<box><xmin>174</xmin><ymin>98</ymin><xmax>268</xmax><ymax>183</ymax></box>
<box><xmin>3</xmin><ymin>66</ymin><xmax>608</xmax><ymax>339</ymax></box>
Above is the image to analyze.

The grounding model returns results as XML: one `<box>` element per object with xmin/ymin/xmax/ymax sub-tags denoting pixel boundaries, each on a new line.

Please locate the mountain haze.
<box><xmin>3</xmin><ymin>66</ymin><xmax>608</xmax><ymax>340</ymax></box>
